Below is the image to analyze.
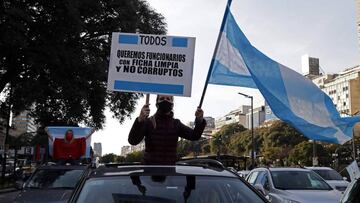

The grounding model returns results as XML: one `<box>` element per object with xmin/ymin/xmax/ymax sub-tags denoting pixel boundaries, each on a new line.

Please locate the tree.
<box><xmin>0</xmin><ymin>0</ymin><xmax>167</xmax><ymax>129</ymax></box>
<box><xmin>125</xmin><ymin>151</ymin><xmax>143</xmax><ymax>162</ymax></box>
<box><xmin>210</xmin><ymin>123</ymin><xmax>247</xmax><ymax>154</ymax></box>
<box><xmin>100</xmin><ymin>153</ymin><xmax>117</xmax><ymax>163</ymax></box>
<box><xmin>288</xmin><ymin>141</ymin><xmax>330</xmax><ymax>166</ymax></box>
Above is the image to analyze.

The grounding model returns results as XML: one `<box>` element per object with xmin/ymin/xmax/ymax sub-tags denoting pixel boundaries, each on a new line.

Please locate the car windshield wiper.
<box><xmin>51</xmin><ymin>186</ymin><xmax>74</xmax><ymax>189</ymax></box>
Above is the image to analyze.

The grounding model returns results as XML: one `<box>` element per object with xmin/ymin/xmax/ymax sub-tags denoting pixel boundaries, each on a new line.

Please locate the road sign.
<box><xmin>107</xmin><ymin>33</ymin><xmax>196</xmax><ymax>97</ymax></box>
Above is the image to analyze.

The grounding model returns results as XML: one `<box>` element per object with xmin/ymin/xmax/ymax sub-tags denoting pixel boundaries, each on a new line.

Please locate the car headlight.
<box><xmin>283</xmin><ymin>199</ymin><xmax>300</xmax><ymax>203</ymax></box>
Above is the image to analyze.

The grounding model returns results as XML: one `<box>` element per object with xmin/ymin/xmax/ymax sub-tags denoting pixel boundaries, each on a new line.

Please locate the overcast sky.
<box><xmin>92</xmin><ymin>0</ymin><xmax>360</xmax><ymax>155</ymax></box>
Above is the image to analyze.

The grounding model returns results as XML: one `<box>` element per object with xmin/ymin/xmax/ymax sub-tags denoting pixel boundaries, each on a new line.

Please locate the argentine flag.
<box><xmin>208</xmin><ymin>0</ymin><xmax>360</xmax><ymax>144</ymax></box>
<box><xmin>46</xmin><ymin>126</ymin><xmax>93</xmax><ymax>158</ymax></box>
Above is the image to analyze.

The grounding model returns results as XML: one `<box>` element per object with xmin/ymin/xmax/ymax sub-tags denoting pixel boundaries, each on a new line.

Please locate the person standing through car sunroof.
<box><xmin>128</xmin><ymin>94</ymin><xmax>206</xmax><ymax>165</ymax></box>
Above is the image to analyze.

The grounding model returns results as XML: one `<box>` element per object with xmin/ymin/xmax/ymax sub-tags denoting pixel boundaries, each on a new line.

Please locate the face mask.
<box><xmin>157</xmin><ymin>101</ymin><xmax>173</xmax><ymax>113</ymax></box>
<box><xmin>65</xmin><ymin>132</ymin><xmax>74</xmax><ymax>142</ymax></box>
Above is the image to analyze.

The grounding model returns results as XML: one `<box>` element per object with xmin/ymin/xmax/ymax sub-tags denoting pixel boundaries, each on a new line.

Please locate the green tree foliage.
<box><xmin>116</xmin><ymin>156</ymin><xmax>125</xmax><ymax>163</ymax></box>
<box><xmin>288</xmin><ymin>141</ymin><xmax>330</xmax><ymax>166</ymax></box>
<box><xmin>125</xmin><ymin>151</ymin><xmax>143</xmax><ymax>163</ymax></box>
<box><xmin>177</xmin><ymin>138</ymin><xmax>209</xmax><ymax>158</ymax></box>
<box><xmin>210</xmin><ymin>123</ymin><xmax>247</xmax><ymax>155</ymax></box>
<box><xmin>100</xmin><ymin>153</ymin><xmax>118</xmax><ymax>163</ymax></box>
<box><xmin>262</xmin><ymin>121</ymin><xmax>306</xmax><ymax>148</ymax></box>
<box><xmin>0</xmin><ymin>0</ymin><xmax>167</xmax><ymax>129</ymax></box>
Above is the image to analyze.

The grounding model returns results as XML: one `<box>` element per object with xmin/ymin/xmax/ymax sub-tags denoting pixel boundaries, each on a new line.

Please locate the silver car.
<box><xmin>246</xmin><ymin>167</ymin><xmax>342</xmax><ymax>203</ymax></box>
<box><xmin>305</xmin><ymin>166</ymin><xmax>349</xmax><ymax>192</ymax></box>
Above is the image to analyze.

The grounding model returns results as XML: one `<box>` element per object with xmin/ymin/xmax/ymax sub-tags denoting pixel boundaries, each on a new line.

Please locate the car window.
<box><xmin>313</xmin><ymin>169</ymin><xmax>343</xmax><ymax>180</ymax></box>
<box><xmin>254</xmin><ymin>171</ymin><xmax>265</xmax><ymax>185</ymax></box>
<box><xmin>260</xmin><ymin>173</ymin><xmax>270</xmax><ymax>191</ymax></box>
<box><xmin>271</xmin><ymin>171</ymin><xmax>332</xmax><ymax>190</ymax></box>
<box><xmin>247</xmin><ymin>171</ymin><xmax>260</xmax><ymax>185</ymax></box>
<box><xmin>76</xmin><ymin>176</ymin><xmax>266</xmax><ymax>203</ymax></box>
<box><xmin>26</xmin><ymin>169</ymin><xmax>84</xmax><ymax>189</ymax></box>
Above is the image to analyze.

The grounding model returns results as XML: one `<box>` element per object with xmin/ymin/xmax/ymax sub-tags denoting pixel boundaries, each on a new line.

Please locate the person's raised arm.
<box><xmin>128</xmin><ymin>104</ymin><xmax>150</xmax><ymax>145</ymax></box>
<box><xmin>179</xmin><ymin>107</ymin><xmax>206</xmax><ymax>141</ymax></box>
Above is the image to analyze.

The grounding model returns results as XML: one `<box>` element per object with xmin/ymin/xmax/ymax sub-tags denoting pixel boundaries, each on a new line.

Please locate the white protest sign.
<box><xmin>346</xmin><ymin>160</ymin><xmax>360</xmax><ymax>181</ymax></box>
<box><xmin>107</xmin><ymin>32</ymin><xmax>195</xmax><ymax>97</ymax></box>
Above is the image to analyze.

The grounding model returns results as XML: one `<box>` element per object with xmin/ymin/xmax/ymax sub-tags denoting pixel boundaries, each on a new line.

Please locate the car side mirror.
<box><xmin>254</xmin><ymin>184</ymin><xmax>267</xmax><ymax>196</ymax></box>
<box><xmin>15</xmin><ymin>180</ymin><xmax>24</xmax><ymax>190</ymax></box>
<box><xmin>343</xmin><ymin>177</ymin><xmax>348</xmax><ymax>181</ymax></box>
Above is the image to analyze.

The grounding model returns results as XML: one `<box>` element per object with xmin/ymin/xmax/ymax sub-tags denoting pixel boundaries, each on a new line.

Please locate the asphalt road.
<box><xmin>0</xmin><ymin>190</ymin><xmax>20</xmax><ymax>203</ymax></box>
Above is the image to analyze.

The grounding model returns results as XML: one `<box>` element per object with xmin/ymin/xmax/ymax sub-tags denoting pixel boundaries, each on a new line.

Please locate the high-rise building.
<box><xmin>93</xmin><ymin>142</ymin><xmax>102</xmax><ymax>157</ymax></box>
<box><xmin>301</xmin><ymin>54</ymin><xmax>320</xmax><ymax>78</ymax></box>
<box><xmin>245</xmin><ymin>106</ymin><xmax>266</xmax><ymax>129</ymax></box>
<box><xmin>12</xmin><ymin>110</ymin><xmax>37</xmax><ymax>136</ymax></box>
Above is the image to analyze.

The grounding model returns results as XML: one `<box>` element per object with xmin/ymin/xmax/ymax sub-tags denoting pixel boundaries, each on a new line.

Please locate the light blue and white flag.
<box><xmin>208</xmin><ymin>1</ymin><xmax>256</xmax><ymax>88</ymax></box>
<box><xmin>46</xmin><ymin>126</ymin><xmax>93</xmax><ymax>158</ymax></box>
<box><xmin>208</xmin><ymin>1</ymin><xmax>360</xmax><ymax>144</ymax></box>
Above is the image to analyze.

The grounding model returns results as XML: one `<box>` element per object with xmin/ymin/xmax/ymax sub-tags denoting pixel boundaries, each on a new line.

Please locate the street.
<box><xmin>0</xmin><ymin>190</ymin><xmax>20</xmax><ymax>203</ymax></box>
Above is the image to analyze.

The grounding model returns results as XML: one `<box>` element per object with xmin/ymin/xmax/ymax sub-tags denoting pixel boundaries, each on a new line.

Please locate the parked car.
<box><xmin>238</xmin><ymin>170</ymin><xmax>251</xmax><ymax>178</ymax></box>
<box><xmin>246</xmin><ymin>167</ymin><xmax>342</xmax><ymax>203</ymax></box>
<box><xmin>340</xmin><ymin>178</ymin><xmax>360</xmax><ymax>203</ymax></box>
<box><xmin>68</xmin><ymin>163</ymin><xmax>270</xmax><ymax>203</ymax></box>
<box><xmin>14</xmin><ymin>163</ymin><xmax>90</xmax><ymax>203</ymax></box>
<box><xmin>306</xmin><ymin>166</ymin><xmax>349</xmax><ymax>191</ymax></box>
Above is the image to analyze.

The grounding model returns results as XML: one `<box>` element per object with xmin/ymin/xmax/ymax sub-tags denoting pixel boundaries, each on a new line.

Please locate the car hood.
<box><xmin>326</xmin><ymin>180</ymin><xmax>349</xmax><ymax>187</ymax></box>
<box><xmin>277</xmin><ymin>189</ymin><xmax>342</xmax><ymax>203</ymax></box>
<box><xmin>15</xmin><ymin>189</ymin><xmax>73</xmax><ymax>203</ymax></box>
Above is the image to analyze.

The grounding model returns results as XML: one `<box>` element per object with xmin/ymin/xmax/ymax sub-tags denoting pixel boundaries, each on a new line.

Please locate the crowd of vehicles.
<box><xmin>12</xmin><ymin>160</ymin><xmax>269</xmax><ymax>203</ymax></box>
<box><xmin>9</xmin><ymin>157</ymin><xmax>360</xmax><ymax>203</ymax></box>
<box><xmin>3</xmin><ymin>145</ymin><xmax>357</xmax><ymax>203</ymax></box>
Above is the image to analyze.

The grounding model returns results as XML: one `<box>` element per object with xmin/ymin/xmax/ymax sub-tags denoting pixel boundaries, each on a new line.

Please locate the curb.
<box><xmin>0</xmin><ymin>188</ymin><xmax>17</xmax><ymax>194</ymax></box>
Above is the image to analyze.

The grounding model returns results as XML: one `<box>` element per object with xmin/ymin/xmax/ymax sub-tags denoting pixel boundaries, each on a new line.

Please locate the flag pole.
<box><xmin>198</xmin><ymin>0</ymin><xmax>233</xmax><ymax>108</ymax></box>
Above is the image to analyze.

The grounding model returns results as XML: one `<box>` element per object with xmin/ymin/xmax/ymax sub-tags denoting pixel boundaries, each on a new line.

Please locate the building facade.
<box><xmin>93</xmin><ymin>142</ymin><xmax>102</xmax><ymax>157</ymax></box>
<box><xmin>245</xmin><ymin>106</ymin><xmax>266</xmax><ymax>129</ymax></box>
<box><xmin>215</xmin><ymin>105</ymin><xmax>251</xmax><ymax>130</ymax></box>
<box><xmin>11</xmin><ymin>110</ymin><xmax>37</xmax><ymax>137</ymax></box>
<box><xmin>312</xmin><ymin>65</ymin><xmax>360</xmax><ymax>116</ymax></box>
<box><xmin>121</xmin><ymin>145</ymin><xmax>131</xmax><ymax>156</ymax></box>
<box><xmin>188</xmin><ymin>116</ymin><xmax>215</xmax><ymax>135</ymax></box>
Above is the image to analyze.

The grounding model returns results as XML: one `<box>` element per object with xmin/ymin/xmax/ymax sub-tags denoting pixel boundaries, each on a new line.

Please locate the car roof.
<box><xmin>37</xmin><ymin>164</ymin><xmax>88</xmax><ymax>170</ymax></box>
<box><xmin>89</xmin><ymin>165</ymin><xmax>238</xmax><ymax>178</ymax></box>
<box><xmin>305</xmin><ymin>166</ymin><xmax>333</xmax><ymax>170</ymax></box>
<box><xmin>254</xmin><ymin>167</ymin><xmax>312</xmax><ymax>172</ymax></box>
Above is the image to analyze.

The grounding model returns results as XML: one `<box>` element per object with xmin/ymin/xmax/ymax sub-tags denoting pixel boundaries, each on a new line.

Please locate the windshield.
<box><xmin>76</xmin><ymin>176</ymin><xmax>266</xmax><ymax>203</ymax></box>
<box><xmin>26</xmin><ymin>169</ymin><xmax>84</xmax><ymax>189</ymax></box>
<box><xmin>313</xmin><ymin>169</ymin><xmax>343</xmax><ymax>180</ymax></box>
<box><xmin>271</xmin><ymin>171</ymin><xmax>332</xmax><ymax>190</ymax></box>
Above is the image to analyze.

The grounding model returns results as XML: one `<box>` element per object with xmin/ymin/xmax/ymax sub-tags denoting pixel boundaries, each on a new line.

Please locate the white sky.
<box><xmin>92</xmin><ymin>0</ymin><xmax>360</xmax><ymax>155</ymax></box>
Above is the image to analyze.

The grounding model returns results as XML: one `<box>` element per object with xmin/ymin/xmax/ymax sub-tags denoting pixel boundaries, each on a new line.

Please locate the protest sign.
<box><xmin>107</xmin><ymin>33</ymin><xmax>195</xmax><ymax>97</ymax></box>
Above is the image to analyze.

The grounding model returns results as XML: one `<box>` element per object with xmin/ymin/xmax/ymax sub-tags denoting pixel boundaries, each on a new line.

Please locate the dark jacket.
<box><xmin>128</xmin><ymin>112</ymin><xmax>206</xmax><ymax>165</ymax></box>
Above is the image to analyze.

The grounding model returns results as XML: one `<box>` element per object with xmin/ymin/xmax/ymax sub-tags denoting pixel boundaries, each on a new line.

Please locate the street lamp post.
<box><xmin>238</xmin><ymin>92</ymin><xmax>255</xmax><ymax>168</ymax></box>
<box><xmin>342</xmin><ymin>110</ymin><xmax>359</xmax><ymax>161</ymax></box>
